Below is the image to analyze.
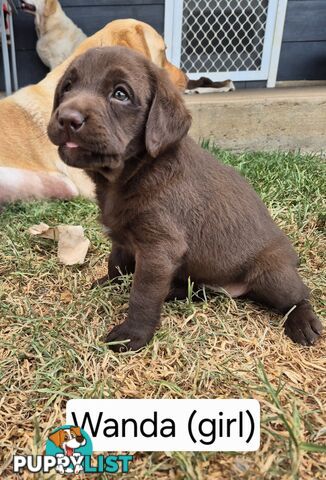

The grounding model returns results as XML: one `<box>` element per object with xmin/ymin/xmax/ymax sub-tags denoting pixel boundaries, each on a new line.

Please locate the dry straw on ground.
<box><xmin>0</xmin><ymin>149</ymin><xmax>325</xmax><ymax>479</ymax></box>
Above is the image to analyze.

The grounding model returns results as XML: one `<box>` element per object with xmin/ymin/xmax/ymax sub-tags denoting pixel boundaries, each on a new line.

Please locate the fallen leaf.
<box><xmin>28</xmin><ymin>223</ymin><xmax>90</xmax><ymax>265</ymax></box>
<box><xmin>28</xmin><ymin>223</ymin><xmax>59</xmax><ymax>240</ymax></box>
<box><xmin>57</xmin><ymin>225</ymin><xmax>90</xmax><ymax>265</ymax></box>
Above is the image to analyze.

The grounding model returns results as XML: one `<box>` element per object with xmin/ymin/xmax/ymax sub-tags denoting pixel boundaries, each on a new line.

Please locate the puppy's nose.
<box><xmin>58</xmin><ymin>108</ymin><xmax>85</xmax><ymax>132</ymax></box>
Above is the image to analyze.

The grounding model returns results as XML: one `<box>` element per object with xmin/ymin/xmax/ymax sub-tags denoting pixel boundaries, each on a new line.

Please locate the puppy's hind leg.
<box><xmin>91</xmin><ymin>243</ymin><xmax>135</xmax><ymax>288</ymax></box>
<box><xmin>246</xmin><ymin>242</ymin><xmax>323</xmax><ymax>346</ymax></box>
<box><xmin>165</xmin><ymin>278</ymin><xmax>205</xmax><ymax>302</ymax></box>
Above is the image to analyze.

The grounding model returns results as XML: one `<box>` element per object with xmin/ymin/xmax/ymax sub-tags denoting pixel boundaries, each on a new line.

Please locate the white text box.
<box><xmin>66</xmin><ymin>399</ymin><xmax>260</xmax><ymax>452</ymax></box>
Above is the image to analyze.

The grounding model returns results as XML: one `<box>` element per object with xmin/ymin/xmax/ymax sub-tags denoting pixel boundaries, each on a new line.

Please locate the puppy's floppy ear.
<box><xmin>52</xmin><ymin>66</ymin><xmax>75</xmax><ymax>113</ymax></box>
<box><xmin>52</xmin><ymin>77</ymin><xmax>63</xmax><ymax>113</ymax></box>
<box><xmin>49</xmin><ymin>429</ymin><xmax>65</xmax><ymax>448</ymax></box>
<box><xmin>44</xmin><ymin>0</ymin><xmax>57</xmax><ymax>17</ymax></box>
<box><xmin>146</xmin><ymin>68</ymin><xmax>191</xmax><ymax>158</ymax></box>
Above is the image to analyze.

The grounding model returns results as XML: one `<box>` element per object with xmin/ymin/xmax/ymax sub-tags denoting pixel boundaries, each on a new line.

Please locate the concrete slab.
<box><xmin>185</xmin><ymin>86</ymin><xmax>326</xmax><ymax>152</ymax></box>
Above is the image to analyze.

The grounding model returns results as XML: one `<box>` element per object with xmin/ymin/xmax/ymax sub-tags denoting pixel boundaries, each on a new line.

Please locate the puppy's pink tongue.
<box><xmin>66</xmin><ymin>142</ymin><xmax>79</xmax><ymax>149</ymax></box>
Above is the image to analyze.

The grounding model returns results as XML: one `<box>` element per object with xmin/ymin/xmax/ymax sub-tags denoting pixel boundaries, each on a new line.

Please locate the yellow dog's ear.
<box><xmin>44</xmin><ymin>0</ymin><xmax>57</xmax><ymax>17</ymax></box>
<box><xmin>49</xmin><ymin>429</ymin><xmax>65</xmax><ymax>447</ymax></box>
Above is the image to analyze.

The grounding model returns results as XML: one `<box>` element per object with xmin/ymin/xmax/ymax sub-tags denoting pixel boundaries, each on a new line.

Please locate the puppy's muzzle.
<box><xmin>58</xmin><ymin>108</ymin><xmax>85</xmax><ymax>134</ymax></box>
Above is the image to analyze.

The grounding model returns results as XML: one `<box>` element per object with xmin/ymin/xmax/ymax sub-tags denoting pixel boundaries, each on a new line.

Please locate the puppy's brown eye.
<box><xmin>63</xmin><ymin>81</ymin><xmax>72</xmax><ymax>93</ymax></box>
<box><xmin>113</xmin><ymin>88</ymin><xmax>129</xmax><ymax>102</ymax></box>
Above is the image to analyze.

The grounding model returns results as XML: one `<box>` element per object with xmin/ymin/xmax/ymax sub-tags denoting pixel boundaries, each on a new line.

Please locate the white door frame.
<box><xmin>164</xmin><ymin>0</ymin><xmax>288</xmax><ymax>87</ymax></box>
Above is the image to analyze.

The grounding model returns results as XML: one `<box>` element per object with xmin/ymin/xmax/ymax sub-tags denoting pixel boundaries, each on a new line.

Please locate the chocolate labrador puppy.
<box><xmin>48</xmin><ymin>46</ymin><xmax>323</xmax><ymax>351</ymax></box>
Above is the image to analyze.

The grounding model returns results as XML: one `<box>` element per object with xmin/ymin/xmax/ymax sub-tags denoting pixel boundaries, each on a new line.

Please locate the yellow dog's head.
<box><xmin>20</xmin><ymin>0</ymin><xmax>58</xmax><ymax>17</ymax></box>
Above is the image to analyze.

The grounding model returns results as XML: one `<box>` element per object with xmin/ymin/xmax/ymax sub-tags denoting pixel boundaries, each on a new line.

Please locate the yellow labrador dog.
<box><xmin>21</xmin><ymin>0</ymin><xmax>86</xmax><ymax>69</ymax></box>
<box><xmin>0</xmin><ymin>19</ymin><xmax>187</xmax><ymax>204</ymax></box>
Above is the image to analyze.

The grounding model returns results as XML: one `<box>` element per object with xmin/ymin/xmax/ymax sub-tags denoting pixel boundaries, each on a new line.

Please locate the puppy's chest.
<box><xmin>99</xmin><ymin>192</ymin><xmax>135</xmax><ymax>245</ymax></box>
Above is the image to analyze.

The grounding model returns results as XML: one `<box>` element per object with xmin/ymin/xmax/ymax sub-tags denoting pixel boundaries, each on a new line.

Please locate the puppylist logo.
<box><xmin>13</xmin><ymin>425</ymin><xmax>133</xmax><ymax>475</ymax></box>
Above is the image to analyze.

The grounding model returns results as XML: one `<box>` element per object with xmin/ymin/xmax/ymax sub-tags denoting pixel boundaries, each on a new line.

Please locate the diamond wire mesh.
<box><xmin>180</xmin><ymin>0</ymin><xmax>269</xmax><ymax>74</ymax></box>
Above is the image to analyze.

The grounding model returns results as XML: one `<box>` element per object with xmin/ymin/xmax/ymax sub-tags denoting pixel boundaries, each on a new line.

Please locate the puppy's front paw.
<box><xmin>105</xmin><ymin>321</ymin><xmax>154</xmax><ymax>352</ymax></box>
<box><xmin>285</xmin><ymin>303</ymin><xmax>323</xmax><ymax>346</ymax></box>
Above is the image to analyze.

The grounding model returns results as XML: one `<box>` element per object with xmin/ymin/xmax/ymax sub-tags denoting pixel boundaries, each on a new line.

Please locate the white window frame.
<box><xmin>164</xmin><ymin>0</ymin><xmax>288</xmax><ymax>87</ymax></box>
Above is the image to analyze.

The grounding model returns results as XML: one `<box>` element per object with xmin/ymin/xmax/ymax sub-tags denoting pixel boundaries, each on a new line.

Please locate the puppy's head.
<box><xmin>47</xmin><ymin>46</ymin><xmax>191</xmax><ymax>175</ymax></box>
<box><xmin>20</xmin><ymin>0</ymin><xmax>57</xmax><ymax>16</ymax></box>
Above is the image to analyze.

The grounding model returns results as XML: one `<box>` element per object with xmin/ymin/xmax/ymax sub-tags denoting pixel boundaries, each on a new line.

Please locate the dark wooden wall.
<box><xmin>1</xmin><ymin>0</ymin><xmax>326</xmax><ymax>91</ymax></box>
<box><xmin>278</xmin><ymin>0</ymin><xmax>326</xmax><ymax>81</ymax></box>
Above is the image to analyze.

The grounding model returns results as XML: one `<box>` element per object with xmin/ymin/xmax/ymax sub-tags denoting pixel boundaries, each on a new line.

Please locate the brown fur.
<box><xmin>48</xmin><ymin>47</ymin><xmax>323</xmax><ymax>351</ymax></box>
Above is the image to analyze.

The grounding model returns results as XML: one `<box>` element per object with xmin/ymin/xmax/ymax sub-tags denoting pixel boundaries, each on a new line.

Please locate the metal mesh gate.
<box><xmin>165</xmin><ymin>0</ymin><xmax>288</xmax><ymax>86</ymax></box>
<box><xmin>180</xmin><ymin>0</ymin><xmax>268</xmax><ymax>74</ymax></box>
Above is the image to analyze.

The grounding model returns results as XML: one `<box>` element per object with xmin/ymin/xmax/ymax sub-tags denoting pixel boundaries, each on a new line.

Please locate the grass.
<box><xmin>0</xmin><ymin>148</ymin><xmax>325</xmax><ymax>479</ymax></box>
